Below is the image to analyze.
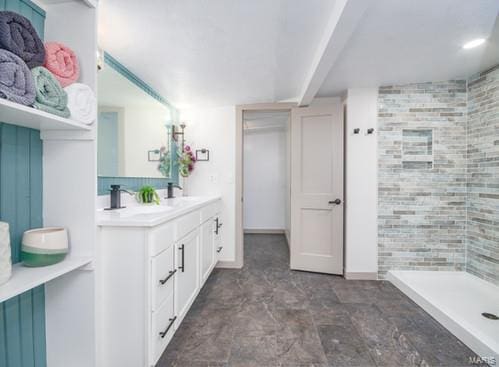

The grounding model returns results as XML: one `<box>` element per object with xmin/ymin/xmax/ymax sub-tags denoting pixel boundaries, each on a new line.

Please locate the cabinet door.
<box><xmin>174</xmin><ymin>229</ymin><xmax>200</xmax><ymax>324</ymax></box>
<box><xmin>200</xmin><ymin>218</ymin><xmax>216</xmax><ymax>284</ymax></box>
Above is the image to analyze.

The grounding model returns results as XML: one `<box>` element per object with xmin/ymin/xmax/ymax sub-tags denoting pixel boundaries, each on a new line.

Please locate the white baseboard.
<box><xmin>345</xmin><ymin>272</ymin><xmax>378</xmax><ymax>280</ymax></box>
<box><xmin>244</xmin><ymin>229</ymin><xmax>285</xmax><ymax>234</ymax></box>
<box><xmin>216</xmin><ymin>260</ymin><xmax>243</xmax><ymax>269</ymax></box>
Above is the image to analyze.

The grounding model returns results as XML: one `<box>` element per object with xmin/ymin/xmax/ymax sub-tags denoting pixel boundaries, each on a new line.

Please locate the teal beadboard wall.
<box><xmin>0</xmin><ymin>2</ymin><xmax>47</xmax><ymax>367</ymax></box>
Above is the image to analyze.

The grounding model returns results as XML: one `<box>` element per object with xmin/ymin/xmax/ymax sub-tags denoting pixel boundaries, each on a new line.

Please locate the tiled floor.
<box><xmin>158</xmin><ymin>234</ymin><xmax>479</xmax><ymax>367</ymax></box>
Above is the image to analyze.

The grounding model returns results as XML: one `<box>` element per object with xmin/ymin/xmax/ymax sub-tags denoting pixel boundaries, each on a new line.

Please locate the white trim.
<box><xmin>244</xmin><ymin>229</ymin><xmax>285</xmax><ymax>234</ymax></box>
<box><xmin>345</xmin><ymin>272</ymin><xmax>378</xmax><ymax>280</ymax></box>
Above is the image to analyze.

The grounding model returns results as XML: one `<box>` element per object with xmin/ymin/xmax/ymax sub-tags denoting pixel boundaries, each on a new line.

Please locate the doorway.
<box><xmin>243</xmin><ymin>110</ymin><xmax>291</xmax><ymax>237</ymax></box>
<box><xmin>235</xmin><ymin>102</ymin><xmax>344</xmax><ymax>275</ymax></box>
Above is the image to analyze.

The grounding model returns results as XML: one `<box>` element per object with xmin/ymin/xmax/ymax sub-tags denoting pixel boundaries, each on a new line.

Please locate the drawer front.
<box><xmin>176</xmin><ymin>210</ymin><xmax>200</xmax><ymax>240</ymax></box>
<box><xmin>152</xmin><ymin>246</ymin><xmax>175</xmax><ymax>311</ymax></box>
<box><xmin>149</xmin><ymin>221</ymin><xmax>175</xmax><ymax>256</ymax></box>
<box><xmin>200</xmin><ymin>201</ymin><xmax>219</xmax><ymax>223</ymax></box>
<box><xmin>151</xmin><ymin>294</ymin><xmax>175</xmax><ymax>365</ymax></box>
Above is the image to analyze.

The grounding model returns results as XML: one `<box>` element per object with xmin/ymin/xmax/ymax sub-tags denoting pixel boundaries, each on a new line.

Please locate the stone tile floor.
<box><xmin>158</xmin><ymin>234</ymin><xmax>480</xmax><ymax>367</ymax></box>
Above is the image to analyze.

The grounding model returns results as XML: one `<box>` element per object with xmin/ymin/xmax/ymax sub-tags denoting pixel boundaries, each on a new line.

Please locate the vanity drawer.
<box><xmin>200</xmin><ymin>202</ymin><xmax>219</xmax><ymax>223</ymax></box>
<box><xmin>152</xmin><ymin>246</ymin><xmax>175</xmax><ymax>311</ymax></box>
<box><xmin>176</xmin><ymin>210</ymin><xmax>200</xmax><ymax>240</ymax></box>
<box><xmin>151</xmin><ymin>294</ymin><xmax>175</xmax><ymax>364</ymax></box>
<box><xmin>149</xmin><ymin>221</ymin><xmax>175</xmax><ymax>256</ymax></box>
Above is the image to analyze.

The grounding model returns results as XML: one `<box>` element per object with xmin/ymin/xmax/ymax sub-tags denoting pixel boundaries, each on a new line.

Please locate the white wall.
<box><xmin>344</xmin><ymin>88</ymin><xmax>378</xmax><ymax>278</ymax></box>
<box><xmin>243</xmin><ymin>127</ymin><xmax>287</xmax><ymax>231</ymax></box>
<box><xmin>123</xmin><ymin>104</ymin><xmax>170</xmax><ymax>178</ymax></box>
<box><xmin>179</xmin><ymin>106</ymin><xmax>236</xmax><ymax>263</ymax></box>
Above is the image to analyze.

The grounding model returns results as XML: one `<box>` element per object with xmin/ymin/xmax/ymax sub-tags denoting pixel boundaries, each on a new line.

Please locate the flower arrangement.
<box><xmin>179</xmin><ymin>145</ymin><xmax>196</xmax><ymax>177</ymax></box>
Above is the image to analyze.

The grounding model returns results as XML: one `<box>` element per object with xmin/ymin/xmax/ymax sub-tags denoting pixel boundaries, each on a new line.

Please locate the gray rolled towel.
<box><xmin>0</xmin><ymin>49</ymin><xmax>36</xmax><ymax>106</ymax></box>
<box><xmin>0</xmin><ymin>11</ymin><xmax>45</xmax><ymax>68</ymax></box>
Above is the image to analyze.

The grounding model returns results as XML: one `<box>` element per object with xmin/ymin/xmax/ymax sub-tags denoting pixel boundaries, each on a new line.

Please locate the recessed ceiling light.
<box><xmin>462</xmin><ymin>38</ymin><xmax>486</xmax><ymax>49</ymax></box>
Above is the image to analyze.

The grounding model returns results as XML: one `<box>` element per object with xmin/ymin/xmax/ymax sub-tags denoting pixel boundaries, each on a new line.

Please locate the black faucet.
<box><xmin>167</xmin><ymin>182</ymin><xmax>182</xmax><ymax>199</ymax></box>
<box><xmin>107</xmin><ymin>184</ymin><xmax>135</xmax><ymax>210</ymax></box>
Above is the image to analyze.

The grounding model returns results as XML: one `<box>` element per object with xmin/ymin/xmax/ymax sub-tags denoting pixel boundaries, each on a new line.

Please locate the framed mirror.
<box><xmin>97</xmin><ymin>53</ymin><xmax>177</xmax><ymax>185</ymax></box>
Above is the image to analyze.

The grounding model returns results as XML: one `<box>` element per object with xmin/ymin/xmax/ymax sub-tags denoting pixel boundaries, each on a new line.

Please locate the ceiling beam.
<box><xmin>297</xmin><ymin>0</ymin><xmax>369</xmax><ymax>106</ymax></box>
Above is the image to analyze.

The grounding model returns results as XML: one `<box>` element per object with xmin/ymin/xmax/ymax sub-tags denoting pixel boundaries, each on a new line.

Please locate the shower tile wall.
<box><xmin>467</xmin><ymin>65</ymin><xmax>499</xmax><ymax>285</ymax></box>
<box><xmin>378</xmin><ymin>81</ymin><xmax>468</xmax><ymax>278</ymax></box>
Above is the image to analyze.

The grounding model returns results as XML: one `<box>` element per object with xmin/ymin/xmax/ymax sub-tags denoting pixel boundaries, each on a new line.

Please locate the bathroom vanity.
<box><xmin>96</xmin><ymin>196</ymin><xmax>223</xmax><ymax>367</ymax></box>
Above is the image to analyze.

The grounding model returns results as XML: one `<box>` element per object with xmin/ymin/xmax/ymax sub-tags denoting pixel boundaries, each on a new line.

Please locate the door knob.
<box><xmin>329</xmin><ymin>199</ymin><xmax>342</xmax><ymax>205</ymax></box>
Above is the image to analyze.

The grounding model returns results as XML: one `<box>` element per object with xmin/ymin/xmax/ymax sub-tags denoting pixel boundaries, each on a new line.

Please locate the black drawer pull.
<box><xmin>159</xmin><ymin>269</ymin><xmax>177</xmax><ymax>285</ymax></box>
<box><xmin>214</xmin><ymin>218</ymin><xmax>220</xmax><ymax>234</ymax></box>
<box><xmin>159</xmin><ymin>316</ymin><xmax>177</xmax><ymax>338</ymax></box>
<box><xmin>216</xmin><ymin>246</ymin><xmax>223</xmax><ymax>253</ymax></box>
<box><xmin>179</xmin><ymin>244</ymin><xmax>185</xmax><ymax>272</ymax></box>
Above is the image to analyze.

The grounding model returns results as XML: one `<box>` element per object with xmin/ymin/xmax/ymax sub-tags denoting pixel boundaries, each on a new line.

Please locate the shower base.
<box><xmin>387</xmin><ymin>270</ymin><xmax>499</xmax><ymax>364</ymax></box>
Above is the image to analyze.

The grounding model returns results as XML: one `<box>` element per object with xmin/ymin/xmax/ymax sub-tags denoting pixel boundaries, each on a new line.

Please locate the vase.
<box><xmin>0</xmin><ymin>222</ymin><xmax>12</xmax><ymax>286</ymax></box>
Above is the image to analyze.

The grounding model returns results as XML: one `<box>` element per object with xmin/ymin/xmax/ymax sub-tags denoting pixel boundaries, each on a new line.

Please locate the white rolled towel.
<box><xmin>65</xmin><ymin>83</ymin><xmax>97</xmax><ymax>125</ymax></box>
<box><xmin>0</xmin><ymin>221</ymin><xmax>12</xmax><ymax>286</ymax></box>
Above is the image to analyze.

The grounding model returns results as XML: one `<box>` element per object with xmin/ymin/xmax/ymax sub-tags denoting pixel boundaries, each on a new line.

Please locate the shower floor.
<box><xmin>388</xmin><ymin>270</ymin><xmax>499</xmax><ymax>365</ymax></box>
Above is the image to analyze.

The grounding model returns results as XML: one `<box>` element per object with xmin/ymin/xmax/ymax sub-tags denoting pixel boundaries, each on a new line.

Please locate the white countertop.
<box><xmin>96</xmin><ymin>196</ymin><xmax>221</xmax><ymax>227</ymax></box>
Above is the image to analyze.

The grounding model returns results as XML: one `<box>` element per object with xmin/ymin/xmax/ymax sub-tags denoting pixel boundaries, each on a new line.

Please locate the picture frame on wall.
<box><xmin>196</xmin><ymin>149</ymin><xmax>210</xmax><ymax>161</ymax></box>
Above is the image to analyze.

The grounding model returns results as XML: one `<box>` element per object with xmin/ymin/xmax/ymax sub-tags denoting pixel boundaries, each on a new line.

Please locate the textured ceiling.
<box><xmin>99</xmin><ymin>0</ymin><xmax>336</xmax><ymax>108</ymax></box>
<box><xmin>99</xmin><ymin>0</ymin><xmax>499</xmax><ymax>108</ymax></box>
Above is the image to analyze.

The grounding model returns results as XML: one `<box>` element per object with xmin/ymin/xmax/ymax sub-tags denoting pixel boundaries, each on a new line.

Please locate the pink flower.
<box><xmin>184</xmin><ymin>145</ymin><xmax>191</xmax><ymax>152</ymax></box>
<box><xmin>188</xmin><ymin>164</ymin><xmax>194</xmax><ymax>171</ymax></box>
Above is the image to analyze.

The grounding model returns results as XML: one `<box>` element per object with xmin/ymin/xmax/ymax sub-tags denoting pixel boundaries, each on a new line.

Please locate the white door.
<box><xmin>290</xmin><ymin>104</ymin><xmax>344</xmax><ymax>274</ymax></box>
<box><xmin>174</xmin><ymin>229</ymin><xmax>200</xmax><ymax>324</ymax></box>
<box><xmin>200</xmin><ymin>218</ymin><xmax>215</xmax><ymax>284</ymax></box>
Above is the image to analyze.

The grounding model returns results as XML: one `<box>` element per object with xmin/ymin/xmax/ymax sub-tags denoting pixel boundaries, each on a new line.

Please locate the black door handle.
<box><xmin>159</xmin><ymin>316</ymin><xmax>177</xmax><ymax>338</ymax></box>
<box><xmin>329</xmin><ymin>199</ymin><xmax>342</xmax><ymax>205</ymax></box>
<box><xmin>178</xmin><ymin>244</ymin><xmax>185</xmax><ymax>272</ymax></box>
<box><xmin>159</xmin><ymin>269</ymin><xmax>177</xmax><ymax>285</ymax></box>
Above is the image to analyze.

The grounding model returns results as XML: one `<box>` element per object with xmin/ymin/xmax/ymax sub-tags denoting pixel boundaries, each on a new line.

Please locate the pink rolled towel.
<box><xmin>43</xmin><ymin>42</ymin><xmax>80</xmax><ymax>87</ymax></box>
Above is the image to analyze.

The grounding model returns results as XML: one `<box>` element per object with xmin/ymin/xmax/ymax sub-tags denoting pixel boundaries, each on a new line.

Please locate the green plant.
<box><xmin>136</xmin><ymin>185</ymin><xmax>160</xmax><ymax>205</ymax></box>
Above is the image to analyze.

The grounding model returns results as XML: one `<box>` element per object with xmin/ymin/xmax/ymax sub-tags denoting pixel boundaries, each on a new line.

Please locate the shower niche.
<box><xmin>402</xmin><ymin>129</ymin><xmax>433</xmax><ymax>169</ymax></box>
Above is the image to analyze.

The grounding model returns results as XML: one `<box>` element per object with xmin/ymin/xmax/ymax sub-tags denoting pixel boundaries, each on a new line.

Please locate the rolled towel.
<box><xmin>0</xmin><ymin>49</ymin><xmax>36</xmax><ymax>105</ymax></box>
<box><xmin>65</xmin><ymin>83</ymin><xmax>97</xmax><ymax>125</ymax></box>
<box><xmin>0</xmin><ymin>11</ymin><xmax>45</xmax><ymax>68</ymax></box>
<box><xmin>32</xmin><ymin>66</ymin><xmax>70</xmax><ymax>118</ymax></box>
<box><xmin>44</xmin><ymin>42</ymin><xmax>80</xmax><ymax>88</ymax></box>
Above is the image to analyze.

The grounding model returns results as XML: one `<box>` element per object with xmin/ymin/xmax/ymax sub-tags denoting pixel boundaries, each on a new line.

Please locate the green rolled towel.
<box><xmin>31</xmin><ymin>66</ymin><xmax>70</xmax><ymax>118</ymax></box>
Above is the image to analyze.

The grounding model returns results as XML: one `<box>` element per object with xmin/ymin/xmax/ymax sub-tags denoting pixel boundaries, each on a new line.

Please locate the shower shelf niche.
<box><xmin>401</xmin><ymin>129</ymin><xmax>433</xmax><ymax>169</ymax></box>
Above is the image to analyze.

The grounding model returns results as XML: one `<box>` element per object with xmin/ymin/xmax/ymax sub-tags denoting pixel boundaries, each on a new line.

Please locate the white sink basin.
<box><xmin>107</xmin><ymin>205</ymin><xmax>174</xmax><ymax>217</ymax></box>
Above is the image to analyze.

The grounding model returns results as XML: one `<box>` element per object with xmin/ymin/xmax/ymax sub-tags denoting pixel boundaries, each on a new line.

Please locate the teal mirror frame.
<box><xmin>97</xmin><ymin>52</ymin><xmax>179</xmax><ymax>195</ymax></box>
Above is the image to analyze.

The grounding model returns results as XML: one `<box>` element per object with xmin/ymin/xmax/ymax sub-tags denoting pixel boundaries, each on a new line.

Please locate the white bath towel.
<box><xmin>0</xmin><ymin>222</ymin><xmax>12</xmax><ymax>286</ymax></box>
<box><xmin>65</xmin><ymin>83</ymin><xmax>97</xmax><ymax>125</ymax></box>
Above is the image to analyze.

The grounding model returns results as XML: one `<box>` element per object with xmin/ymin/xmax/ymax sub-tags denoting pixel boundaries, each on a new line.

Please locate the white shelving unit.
<box><xmin>0</xmin><ymin>98</ymin><xmax>92</xmax><ymax>132</ymax></box>
<box><xmin>0</xmin><ymin>257</ymin><xmax>92</xmax><ymax>303</ymax></box>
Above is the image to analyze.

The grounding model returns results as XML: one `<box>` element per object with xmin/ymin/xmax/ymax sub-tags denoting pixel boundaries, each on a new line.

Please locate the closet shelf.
<box><xmin>0</xmin><ymin>257</ymin><xmax>92</xmax><ymax>303</ymax></box>
<box><xmin>0</xmin><ymin>98</ymin><xmax>92</xmax><ymax>132</ymax></box>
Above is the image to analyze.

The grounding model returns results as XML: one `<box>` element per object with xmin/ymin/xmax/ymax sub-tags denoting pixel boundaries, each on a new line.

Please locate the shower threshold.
<box><xmin>387</xmin><ymin>270</ymin><xmax>499</xmax><ymax>364</ymax></box>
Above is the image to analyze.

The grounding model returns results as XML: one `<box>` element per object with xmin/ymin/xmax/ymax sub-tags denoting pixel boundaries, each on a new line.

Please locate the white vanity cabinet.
<box><xmin>97</xmin><ymin>197</ymin><xmax>221</xmax><ymax>367</ymax></box>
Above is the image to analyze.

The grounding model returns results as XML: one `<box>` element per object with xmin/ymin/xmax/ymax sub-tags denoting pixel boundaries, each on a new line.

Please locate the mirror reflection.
<box><xmin>97</xmin><ymin>61</ymin><xmax>172</xmax><ymax>179</ymax></box>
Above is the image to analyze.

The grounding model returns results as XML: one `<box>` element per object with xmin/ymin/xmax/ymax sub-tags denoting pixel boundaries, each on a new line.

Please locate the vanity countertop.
<box><xmin>96</xmin><ymin>195</ymin><xmax>221</xmax><ymax>227</ymax></box>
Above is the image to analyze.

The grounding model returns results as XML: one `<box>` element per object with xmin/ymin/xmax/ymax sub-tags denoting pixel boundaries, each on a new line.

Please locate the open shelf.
<box><xmin>0</xmin><ymin>98</ymin><xmax>92</xmax><ymax>132</ymax></box>
<box><xmin>0</xmin><ymin>257</ymin><xmax>92</xmax><ymax>303</ymax></box>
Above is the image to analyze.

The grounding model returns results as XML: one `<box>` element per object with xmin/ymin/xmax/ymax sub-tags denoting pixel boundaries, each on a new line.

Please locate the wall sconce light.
<box><xmin>353</xmin><ymin>128</ymin><xmax>360</xmax><ymax>134</ymax></box>
<box><xmin>367</xmin><ymin>128</ymin><xmax>375</xmax><ymax>135</ymax></box>
<box><xmin>172</xmin><ymin>123</ymin><xmax>186</xmax><ymax>150</ymax></box>
<box><xmin>96</xmin><ymin>48</ymin><xmax>104</xmax><ymax>71</ymax></box>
